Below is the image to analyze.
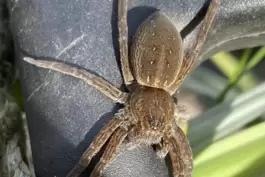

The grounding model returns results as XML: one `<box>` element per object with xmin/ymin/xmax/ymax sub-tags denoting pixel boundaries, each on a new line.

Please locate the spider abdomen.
<box><xmin>129</xmin><ymin>86</ymin><xmax>174</xmax><ymax>132</ymax></box>
<box><xmin>130</xmin><ymin>11</ymin><xmax>184</xmax><ymax>89</ymax></box>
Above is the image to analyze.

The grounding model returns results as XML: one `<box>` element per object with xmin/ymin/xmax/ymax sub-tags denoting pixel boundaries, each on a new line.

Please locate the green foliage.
<box><xmin>184</xmin><ymin>46</ymin><xmax>265</xmax><ymax>177</ymax></box>
<box><xmin>193</xmin><ymin>122</ymin><xmax>265</xmax><ymax>177</ymax></box>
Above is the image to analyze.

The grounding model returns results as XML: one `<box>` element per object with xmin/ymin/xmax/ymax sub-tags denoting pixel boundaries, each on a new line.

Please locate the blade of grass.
<box><xmin>211</xmin><ymin>51</ymin><xmax>257</xmax><ymax>91</ymax></box>
<box><xmin>193</xmin><ymin>122</ymin><xmax>265</xmax><ymax>177</ymax></box>
<box><xmin>246</xmin><ymin>46</ymin><xmax>265</xmax><ymax>70</ymax></box>
<box><xmin>230</xmin><ymin>48</ymin><xmax>253</xmax><ymax>83</ymax></box>
<box><xmin>212</xmin><ymin>47</ymin><xmax>265</xmax><ymax>102</ymax></box>
<box><xmin>216</xmin><ymin>48</ymin><xmax>253</xmax><ymax>102</ymax></box>
<box><xmin>188</xmin><ymin>82</ymin><xmax>265</xmax><ymax>154</ymax></box>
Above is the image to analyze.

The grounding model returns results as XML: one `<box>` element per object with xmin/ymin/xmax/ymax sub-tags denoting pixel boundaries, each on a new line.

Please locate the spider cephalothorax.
<box><xmin>128</xmin><ymin>86</ymin><xmax>175</xmax><ymax>143</ymax></box>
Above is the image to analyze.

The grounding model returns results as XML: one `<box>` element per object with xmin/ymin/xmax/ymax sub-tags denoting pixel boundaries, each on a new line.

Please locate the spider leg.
<box><xmin>118</xmin><ymin>0</ymin><xmax>135</xmax><ymax>86</ymax></box>
<box><xmin>23</xmin><ymin>57</ymin><xmax>129</xmax><ymax>103</ymax></box>
<box><xmin>90</xmin><ymin>128</ymin><xmax>127</xmax><ymax>177</ymax></box>
<box><xmin>168</xmin><ymin>0</ymin><xmax>219</xmax><ymax>94</ymax></box>
<box><xmin>66</xmin><ymin>113</ymin><xmax>126</xmax><ymax>177</ymax></box>
<box><xmin>124</xmin><ymin>125</ymin><xmax>143</xmax><ymax>150</ymax></box>
<box><xmin>168</xmin><ymin>127</ymin><xmax>193</xmax><ymax>177</ymax></box>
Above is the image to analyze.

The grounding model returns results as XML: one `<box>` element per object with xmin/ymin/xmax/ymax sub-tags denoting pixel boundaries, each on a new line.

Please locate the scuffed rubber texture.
<box><xmin>8</xmin><ymin>0</ymin><xmax>265</xmax><ymax>176</ymax></box>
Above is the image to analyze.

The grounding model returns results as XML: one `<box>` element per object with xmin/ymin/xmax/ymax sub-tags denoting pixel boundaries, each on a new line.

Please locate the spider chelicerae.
<box><xmin>23</xmin><ymin>0</ymin><xmax>219</xmax><ymax>176</ymax></box>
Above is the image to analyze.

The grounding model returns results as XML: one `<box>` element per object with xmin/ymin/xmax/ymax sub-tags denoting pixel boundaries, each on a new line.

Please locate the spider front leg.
<box><xmin>184</xmin><ymin>0</ymin><xmax>219</xmax><ymax>63</ymax></box>
<box><xmin>90</xmin><ymin>128</ymin><xmax>128</xmax><ymax>177</ymax></box>
<box><xmin>66</xmin><ymin>111</ymin><xmax>127</xmax><ymax>177</ymax></box>
<box><xmin>159</xmin><ymin>127</ymin><xmax>193</xmax><ymax>177</ymax></box>
<box><xmin>23</xmin><ymin>57</ymin><xmax>129</xmax><ymax>103</ymax></box>
<box><xmin>118</xmin><ymin>0</ymin><xmax>135</xmax><ymax>86</ymax></box>
<box><xmin>169</xmin><ymin>127</ymin><xmax>193</xmax><ymax>177</ymax></box>
<box><xmin>168</xmin><ymin>0</ymin><xmax>219</xmax><ymax>93</ymax></box>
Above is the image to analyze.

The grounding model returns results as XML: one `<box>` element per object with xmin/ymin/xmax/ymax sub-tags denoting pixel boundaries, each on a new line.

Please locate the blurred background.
<box><xmin>0</xmin><ymin>0</ymin><xmax>265</xmax><ymax>177</ymax></box>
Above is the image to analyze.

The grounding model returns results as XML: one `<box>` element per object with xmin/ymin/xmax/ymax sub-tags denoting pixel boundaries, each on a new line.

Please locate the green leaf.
<box><xmin>211</xmin><ymin>51</ymin><xmax>257</xmax><ymax>91</ymax></box>
<box><xmin>246</xmin><ymin>46</ymin><xmax>265</xmax><ymax>70</ymax></box>
<box><xmin>216</xmin><ymin>49</ymin><xmax>253</xmax><ymax>102</ymax></box>
<box><xmin>188</xmin><ymin>82</ymin><xmax>265</xmax><ymax>154</ymax></box>
<box><xmin>193</xmin><ymin>121</ymin><xmax>265</xmax><ymax>177</ymax></box>
<box><xmin>230</xmin><ymin>48</ymin><xmax>253</xmax><ymax>83</ymax></box>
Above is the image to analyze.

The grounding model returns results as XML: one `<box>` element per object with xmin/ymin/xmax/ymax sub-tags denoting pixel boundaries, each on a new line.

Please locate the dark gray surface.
<box><xmin>7</xmin><ymin>0</ymin><xmax>265</xmax><ymax>176</ymax></box>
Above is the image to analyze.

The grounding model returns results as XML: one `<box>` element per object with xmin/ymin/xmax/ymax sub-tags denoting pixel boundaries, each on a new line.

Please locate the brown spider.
<box><xmin>23</xmin><ymin>0</ymin><xmax>219</xmax><ymax>176</ymax></box>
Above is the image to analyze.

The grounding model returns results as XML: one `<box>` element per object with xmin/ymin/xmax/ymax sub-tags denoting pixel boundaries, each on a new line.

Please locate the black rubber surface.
<box><xmin>8</xmin><ymin>0</ymin><xmax>265</xmax><ymax>176</ymax></box>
